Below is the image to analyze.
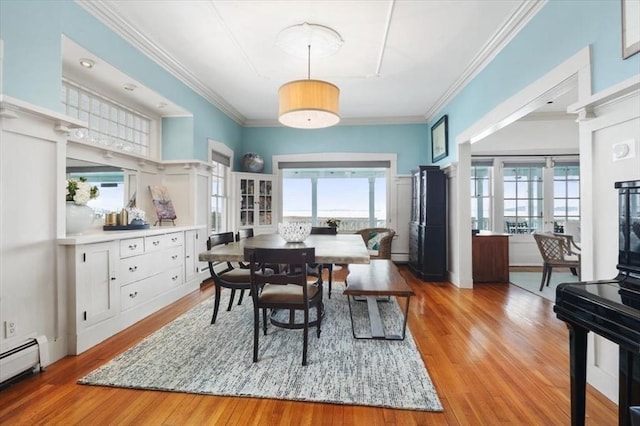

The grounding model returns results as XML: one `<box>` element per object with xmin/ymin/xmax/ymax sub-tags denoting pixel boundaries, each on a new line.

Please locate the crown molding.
<box><xmin>424</xmin><ymin>0</ymin><xmax>547</xmax><ymax>122</ymax></box>
<box><xmin>76</xmin><ymin>0</ymin><xmax>246</xmax><ymax>125</ymax></box>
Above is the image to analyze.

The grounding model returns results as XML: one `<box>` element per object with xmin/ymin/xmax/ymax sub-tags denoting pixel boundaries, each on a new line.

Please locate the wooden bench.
<box><xmin>343</xmin><ymin>260</ymin><xmax>415</xmax><ymax>340</ymax></box>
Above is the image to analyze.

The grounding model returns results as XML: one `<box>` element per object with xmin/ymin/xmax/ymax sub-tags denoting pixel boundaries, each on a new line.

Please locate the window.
<box><xmin>61</xmin><ymin>79</ymin><xmax>151</xmax><ymax>156</ymax></box>
<box><xmin>471</xmin><ymin>165</ymin><xmax>492</xmax><ymax>230</ymax></box>
<box><xmin>553</xmin><ymin>164</ymin><xmax>580</xmax><ymax>230</ymax></box>
<box><xmin>282</xmin><ymin>168</ymin><xmax>387</xmax><ymax>231</ymax></box>
<box><xmin>211</xmin><ymin>158</ymin><xmax>229</xmax><ymax>234</ymax></box>
<box><xmin>503</xmin><ymin>166</ymin><xmax>543</xmax><ymax>234</ymax></box>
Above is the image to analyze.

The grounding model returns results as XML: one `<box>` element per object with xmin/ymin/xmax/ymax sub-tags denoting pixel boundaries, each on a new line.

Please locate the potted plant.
<box><xmin>65</xmin><ymin>177</ymin><xmax>99</xmax><ymax>235</ymax></box>
<box><xmin>66</xmin><ymin>177</ymin><xmax>99</xmax><ymax>205</ymax></box>
<box><xmin>326</xmin><ymin>218</ymin><xmax>341</xmax><ymax>228</ymax></box>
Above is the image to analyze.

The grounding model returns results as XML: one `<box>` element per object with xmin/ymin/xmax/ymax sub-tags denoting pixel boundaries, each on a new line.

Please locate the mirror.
<box><xmin>66</xmin><ymin>158</ymin><xmax>132</xmax><ymax>217</ymax></box>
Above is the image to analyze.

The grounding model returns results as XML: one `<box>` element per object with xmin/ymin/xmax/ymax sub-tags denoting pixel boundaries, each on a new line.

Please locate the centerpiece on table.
<box><xmin>278</xmin><ymin>222</ymin><xmax>312</xmax><ymax>243</ymax></box>
<box><xmin>326</xmin><ymin>218</ymin><xmax>341</xmax><ymax>228</ymax></box>
<box><xmin>66</xmin><ymin>177</ymin><xmax>99</xmax><ymax>235</ymax></box>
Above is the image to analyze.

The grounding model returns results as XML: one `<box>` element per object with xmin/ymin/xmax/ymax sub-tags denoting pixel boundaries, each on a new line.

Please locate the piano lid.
<box><xmin>555</xmin><ymin>277</ymin><xmax>640</xmax><ymax>352</ymax></box>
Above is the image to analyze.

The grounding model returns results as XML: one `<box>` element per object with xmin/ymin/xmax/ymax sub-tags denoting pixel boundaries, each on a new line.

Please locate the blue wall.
<box><xmin>1</xmin><ymin>0</ymin><xmax>638</xmax><ymax>171</ymax></box>
<box><xmin>428</xmin><ymin>0</ymin><xmax>640</xmax><ymax>165</ymax></box>
<box><xmin>242</xmin><ymin>124</ymin><xmax>428</xmax><ymax>174</ymax></box>
<box><xmin>0</xmin><ymin>0</ymin><xmax>243</xmax><ymax>160</ymax></box>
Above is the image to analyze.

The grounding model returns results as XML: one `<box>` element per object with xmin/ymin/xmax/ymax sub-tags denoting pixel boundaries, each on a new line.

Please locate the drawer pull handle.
<box><xmin>128</xmin><ymin>244</ymin><xmax>137</xmax><ymax>250</ymax></box>
<box><xmin>129</xmin><ymin>291</ymin><xmax>138</xmax><ymax>298</ymax></box>
<box><xmin>172</xmin><ymin>275</ymin><xmax>179</xmax><ymax>281</ymax></box>
<box><xmin>153</xmin><ymin>241</ymin><xmax>160</xmax><ymax>246</ymax></box>
<box><xmin>129</xmin><ymin>266</ymin><xmax>138</xmax><ymax>272</ymax></box>
<box><xmin>171</xmin><ymin>237</ymin><xmax>178</xmax><ymax>242</ymax></box>
<box><xmin>171</xmin><ymin>255</ymin><xmax>178</xmax><ymax>260</ymax></box>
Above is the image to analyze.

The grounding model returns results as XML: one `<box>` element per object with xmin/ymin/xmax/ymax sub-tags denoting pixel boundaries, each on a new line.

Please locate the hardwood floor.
<box><xmin>0</xmin><ymin>266</ymin><xmax>617</xmax><ymax>425</ymax></box>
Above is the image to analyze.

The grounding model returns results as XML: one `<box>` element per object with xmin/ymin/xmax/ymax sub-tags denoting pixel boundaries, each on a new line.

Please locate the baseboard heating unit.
<box><xmin>0</xmin><ymin>336</ymin><xmax>49</xmax><ymax>386</ymax></box>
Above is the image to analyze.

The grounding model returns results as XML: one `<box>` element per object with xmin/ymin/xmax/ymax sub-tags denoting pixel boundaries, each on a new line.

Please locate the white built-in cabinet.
<box><xmin>234</xmin><ymin>172</ymin><xmax>276</xmax><ymax>234</ymax></box>
<box><xmin>118</xmin><ymin>232</ymin><xmax>184</xmax><ymax>312</ymax></box>
<box><xmin>73</xmin><ymin>241</ymin><xmax>118</xmax><ymax>327</ymax></box>
<box><xmin>62</xmin><ymin>226</ymin><xmax>204</xmax><ymax>354</ymax></box>
<box><xmin>184</xmin><ymin>229</ymin><xmax>199</xmax><ymax>283</ymax></box>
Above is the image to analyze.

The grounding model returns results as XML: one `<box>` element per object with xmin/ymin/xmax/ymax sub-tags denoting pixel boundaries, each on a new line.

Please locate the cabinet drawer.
<box><xmin>144</xmin><ymin>234</ymin><xmax>167</xmax><ymax>252</ymax></box>
<box><xmin>119</xmin><ymin>251</ymin><xmax>155</xmax><ymax>285</ymax></box>
<box><xmin>166</xmin><ymin>232</ymin><xmax>183</xmax><ymax>247</ymax></box>
<box><xmin>145</xmin><ymin>232</ymin><xmax>184</xmax><ymax>252</ymax></box>
<box><xmin>120</xmin><ymin>266</ymin><xmax>183</xmax><ymax>312</ymax></box>
<box><xmin>120</xmin><ymin>237</ymin><xmax>144</xmax><ymax>258</ymax></box>
<box><xmin>164</xmin><ymin>246</ymin><xmax>183</xmax><ymax>268</ymax></box>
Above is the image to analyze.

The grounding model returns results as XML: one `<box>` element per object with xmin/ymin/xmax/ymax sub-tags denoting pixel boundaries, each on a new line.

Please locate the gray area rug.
<box><xmin>510</xmin><ymin>270</ymin><xmax>579</xmax><ymax>302</ymax></box>
<box><xmin>79</xmin><ymin>282</ymin><xmax>443</xmax><ymax>412</ymax></box>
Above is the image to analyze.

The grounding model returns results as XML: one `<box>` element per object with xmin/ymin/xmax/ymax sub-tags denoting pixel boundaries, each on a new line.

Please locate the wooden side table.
<box><xmin>472</xmin><ymin>232</ymin><xmax>510</xmax><ymax>283</ymax></box>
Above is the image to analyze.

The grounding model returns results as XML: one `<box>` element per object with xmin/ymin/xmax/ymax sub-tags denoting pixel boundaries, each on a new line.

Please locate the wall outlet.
<box><xmin>5</xmin><ymin>319</ymin><xmax>16</xmax><ymax>338</ymax></box>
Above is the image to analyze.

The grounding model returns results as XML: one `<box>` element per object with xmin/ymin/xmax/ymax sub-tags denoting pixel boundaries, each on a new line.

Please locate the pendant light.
<box><xmin>277</xmin><ymin>24</ymin><xmax>341</xmax><ymax>129</ymax></box>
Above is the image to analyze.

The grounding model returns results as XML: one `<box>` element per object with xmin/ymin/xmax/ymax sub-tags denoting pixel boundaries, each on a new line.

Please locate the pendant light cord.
<box><xmin>307</xmin><ymin>44</ymin><xmax>311</xmax><ymax>80</ymax></box>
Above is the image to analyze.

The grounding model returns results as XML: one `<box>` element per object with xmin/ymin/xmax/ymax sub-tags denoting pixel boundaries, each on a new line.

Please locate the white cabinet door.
<box><xmin>184</xmin><ymin>229</ymin><xmax>198</xmax><ymax>283</ymax></box>
<box><xmin>76</xmin><ymin>242</ymin><xmax>117</xmax><ymax>327</ymax></box>
<box><xmin>235</xmin><ymin>172</ymin><xmax>276</xmax><ymax>234</ymax></box>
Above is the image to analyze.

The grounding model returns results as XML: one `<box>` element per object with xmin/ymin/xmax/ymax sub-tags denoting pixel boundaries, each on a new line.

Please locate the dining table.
<box><xmin>198</xmin><ymin>232</ymin><xmax>373</xmax><ymax>334</ymax></box>
<box><xmin>198</xmin><ymin>233</ymin><xmax>371</xmax><ymax>265</ymax></box>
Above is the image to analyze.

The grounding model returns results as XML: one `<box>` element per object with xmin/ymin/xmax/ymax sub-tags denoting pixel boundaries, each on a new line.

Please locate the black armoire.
<box><xmin>408</xmin><ymin>166</ymin><xmax>446</xmax><ymax>281</ymax></box>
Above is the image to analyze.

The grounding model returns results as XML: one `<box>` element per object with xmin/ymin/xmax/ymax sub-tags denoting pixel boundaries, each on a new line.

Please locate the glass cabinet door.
<box><xmin>236</xmin><ymin>173</ymin><xmax>276</xmax><ymax>232</ymax></box>
<box><xmin>239</xmin><ymin>178</ymin><xmax>255</xmax><ymax>226</ymax></box>
<box><xmin>258</xmin><ymin>179</ymin><xmax>272</xmax><ymax>226</ymax></box>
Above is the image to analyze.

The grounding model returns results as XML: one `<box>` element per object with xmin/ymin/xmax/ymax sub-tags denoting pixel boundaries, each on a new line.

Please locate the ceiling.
<box><xmin>65</xmin><ymin>0</ymin><xmax>565</xmax><ymax>127</ymax></box>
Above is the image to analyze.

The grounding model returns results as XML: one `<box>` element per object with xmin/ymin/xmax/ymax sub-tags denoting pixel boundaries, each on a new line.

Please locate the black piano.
<box><xmin>555</xmin><ymin>180</ymin><xmax>640</xmax><ymax>426</ymax></box>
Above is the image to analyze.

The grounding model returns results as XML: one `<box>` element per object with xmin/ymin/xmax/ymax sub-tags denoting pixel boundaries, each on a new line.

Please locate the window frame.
<box><xmin>470</xmin><ymin>164</ymin><xmax>492</xmax><ymax>231</ymax></box>
<box><xmin>273</xmin><ymin>153</ymin><xmax>397</xmax><ymax>232</ymax></box>
<box><xmin>208</xmin><ymin>140</ymin><xmax>233</xmax><ymax>234</ymax></box>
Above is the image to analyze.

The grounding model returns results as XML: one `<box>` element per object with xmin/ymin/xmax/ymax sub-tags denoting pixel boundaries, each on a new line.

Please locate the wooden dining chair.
<box><xmin>235</xmin><ymin>227</ymin><xmax>254</xmax><ymax>241</ymax></box>
<box><xmin>310</xmin><ymin>226</ymin><xmax>337</xmax><ymax>298</ymax></box>
<box><xmin>206</xmin><ymin>231</ymin><xmax>253</xmax><ymax>324</ymax></box>
<box><xmin>245</xmin><ymin>247</ymin><xmax>323</xmax><ymax>366</ymax></box>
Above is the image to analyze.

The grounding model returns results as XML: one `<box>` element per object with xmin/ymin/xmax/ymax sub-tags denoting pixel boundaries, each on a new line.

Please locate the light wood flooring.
<box><xmin>0</xmin><ymin>266</ymin><xmax>617</xmax><ymax>425</ymax></box>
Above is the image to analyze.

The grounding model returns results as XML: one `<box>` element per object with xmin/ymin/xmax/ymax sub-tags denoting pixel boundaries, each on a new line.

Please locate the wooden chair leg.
<box><xmin>327</xmin><ymin>264</ymin><xmax>333</xmax><ymax>299</ymax></box>
<box><xmin>539</xmin><ymin>266</ymin><xmax>548</xmax><ymax>291</ymax></box>
<box><xmin>226</xmin><ymin>289</ymin><xmax>236</xmax><ymax>311</ymax></box>
<box><xmin>302</xmin><ymin>307</ymin><xmax>309</xmax><ymax>366</ymax></box>
<box><xmin>546</xmin><ymin>266</ymin><xmax>553</xmax><ymax>287</ymax></box>
<box><xmin>570</xmin><ymin>267</ymin><xmax>578</xmax><ymax>276</ymax></box>
<box><xmin>253</xmin><ymin>305</ymin><xmax>259</xmax><ymax>363</ymax></box>
<box><xmin>211</xmin><ymin>283</ymin><xmax>222</xmax><ymax>324</ymax></box>
<box><xmin>262</xmin><ymin>308</ymin><xmax>268</xmax><ymax>335</ymax></box>
<box><xmin>316</xmin><ymin>302</ymin><xmax>322</xmax><ymax>338</ymax></box>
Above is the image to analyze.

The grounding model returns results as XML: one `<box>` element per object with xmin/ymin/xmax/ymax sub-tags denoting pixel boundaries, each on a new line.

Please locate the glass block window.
<box><xmin>61</xmin><ymin>79</ymin><xmax>151</xmax><ymax>157</ymax></box>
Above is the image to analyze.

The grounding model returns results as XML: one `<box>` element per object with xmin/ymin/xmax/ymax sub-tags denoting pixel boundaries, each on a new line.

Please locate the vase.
<box><xmin>66</xmin><ymin>202</ymin><xmax>94</xmax><ymax>235</ymax></box>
